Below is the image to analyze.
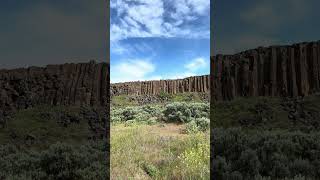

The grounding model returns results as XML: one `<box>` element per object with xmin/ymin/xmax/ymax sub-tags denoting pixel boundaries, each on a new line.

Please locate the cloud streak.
<box><xmin>110</xmin><ymin>0</ymin><xmax>210</xmax><ymax>42</ymax></box>
<box><xmin>111</xmin><ymin>56</ymin><xmax>209</xmax><ymax>83</ymax></box>
<box><xmin>185</xmin><ymin>57</ymin><xmax>207</xmax><ymax>71</ymax></box>
<box><xmin>111</xmin><ymin>59</ymin><xmax>157</xmax><ymax>83</ymax></box>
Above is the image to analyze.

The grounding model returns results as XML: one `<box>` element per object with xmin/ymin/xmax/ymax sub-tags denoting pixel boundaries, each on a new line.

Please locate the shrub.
<box><xmin>195</xmin><ymin>117</ymin><xmax>210</xmax><ymax>132</ymax></box>
<box><xmin>163</xmin><ymin>102</ymin><xmax>209</xmax><ymax>123</ymax></box>
<box><xmin>212</xmin><ymin>128</ymin><xmax>320</xmax><ymax>179</ymax></box>
<box><xmin>163</xmin><ymin>102</ymin><xmax>191</xmax><ymax>122</ymax></box>
<box><xmin>111</xmin><ymin>103</ymin><xmax>209</xmax><ymax>124</ymax></box>
<box><xmin>0</xmin><ymin>142</ymin><xmax>107</xmax><ymax>179</ymax></box>
<box><xmin>186</xmin><ymin>117</ymin><xmax>210</xmax><ymax>133</ymax></box>
<box><xmin>158</xmin><ymin>91</ymin><xmax>173</xmax><ymax>101</ymax></box>
<box><xmin>186</xmin><ymin>121</ymin><xmax>199</xmax><ymax>133</ymax></box>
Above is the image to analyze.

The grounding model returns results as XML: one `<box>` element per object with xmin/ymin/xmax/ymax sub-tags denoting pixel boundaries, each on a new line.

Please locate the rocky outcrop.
<box><xmin>111</xmin><ymin>75</ymin><xmax>210</xmax><ymax>96</ymax></box>
<box><xmin>0</xmin><ymin>61</ymin><xmax>109</xmax><ymax>111</ymax></box>
<box><xmin>211</xmin><ymin>41</ymin><xmax>320</xmax><ymax>101</ymax></box>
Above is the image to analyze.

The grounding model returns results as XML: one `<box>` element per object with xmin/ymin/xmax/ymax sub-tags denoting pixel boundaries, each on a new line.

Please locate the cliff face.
<box><xmin>111</xmin><ymin>75</ymin><xmax>210</xmax><ymax>96</ymax></box>
<box><xmin>0</xmin><ymin>61</ymin><xmax>109</xmax><ymax>111</ymax></box>
<box><xmin>211</xmin><ymin>41</ymin><xmax>320</xmax><ymax>101</ymax></box>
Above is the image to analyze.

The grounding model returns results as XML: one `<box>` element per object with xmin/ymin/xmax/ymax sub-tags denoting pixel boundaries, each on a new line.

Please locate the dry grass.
<box><xmin>110</xmin><ymin>123</ymin><xmax>210</xmax><ymax>180</ymax></box>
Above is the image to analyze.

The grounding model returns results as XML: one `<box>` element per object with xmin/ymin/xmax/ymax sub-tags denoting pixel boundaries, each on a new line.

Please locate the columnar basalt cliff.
<box><xmin>0</xmin><ymin>61</ymin><xmax>109</xmax><ymax>111</ymax></box>
<box><xmin>111</xmin><ymin>75</ymin><xmax>210</xmax><ymax>96</ymax></box>
<box><xmin>211</xmin><ymin>41</ymin><xmax>320</xmax><ymax>101</ymax></box>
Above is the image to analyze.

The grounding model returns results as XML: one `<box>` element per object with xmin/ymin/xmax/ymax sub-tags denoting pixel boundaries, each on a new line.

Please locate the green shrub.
<box><xmin>186</xmin><ymin>117</ymin><xmax>210</xmax><ymax>133</ymax></box>
<box><xmin>158</xmin><ymin>91</ymin><xmax>173</xmax><ymax>101</ymax></box>
<box><xmin>186</xmin><ymin>121</ymin><xmax>199</xmax><ymax>133</ymax></box>
<box><xmin>0</xmin><ymin>142</ymin><xmax>107</xmax><ymax>179</ymax></box>
<box><xmin>195</xmin><ymin>117</ymin><xmax>210</xmax><ymax>132</ymax></box>
<box><xmin>212</xmin><ymin>128</ymin><xmax>320</xmax><ymax>179</ymax></box>
<box><xmin>163</xmin><ymin>102</ymin><xmax>209</xmax><ymax>123</ymax></box>
<box><xmin>111</xmin><ymin>103</ymin><xmax>209</xmax><ymax>124</ymax></box>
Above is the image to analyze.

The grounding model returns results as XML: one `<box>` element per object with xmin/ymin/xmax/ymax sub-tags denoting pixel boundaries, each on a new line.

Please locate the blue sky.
<box><xmin>213</xmin><ymin>0</ymin><xmax>320</xmax><ymax>55</ymax></box>
<box><xmin>110</xmin><ymin>0</ymin><xmax>210</xmax><ymax>83</ymax></box>
<box><xmin>0</xmin><ymin>0</ymin><xmax>106</xmax><ymax>69</ymax></box>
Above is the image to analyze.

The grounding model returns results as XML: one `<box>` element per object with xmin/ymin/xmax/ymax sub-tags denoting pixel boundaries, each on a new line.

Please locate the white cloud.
<box><xmin>171</xmin><ymin>0</ymin><xmax>210</xmax><ymax>20</ymax></box>
<box><xmin>161</xmin><ymin>72</ymin><xmax>197</xmax><ymax>80</ymax></box>
<box><xmin>111</xmin><ymin>41</ymin><xmax>155</xmax><ymax>56</ymax></box>
<box><xmin>185</xmin><ymin>57</ymin><xmax>207</xmax><ymax>71</ymax></box>
<box><xmin>110</xmin><ymin>0</ymin><xmax>209</xmax><ymax>43</ymax></box>
<box><xmin>111</xmin><ymin>59</ymin><xmax>156</xmax><ymax>83</ymax></box>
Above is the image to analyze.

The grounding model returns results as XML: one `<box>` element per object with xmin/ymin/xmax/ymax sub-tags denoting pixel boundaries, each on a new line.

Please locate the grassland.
<box><xmin>0</xmin><ymin>105</ymin><xmax>107</xmax><ymax>179</ymax></box>
<box><xmin>111</xmin><ymin>124</ymin><xmax>209</xmax><ymax>179</ymax></box>
<box><xmin>110</xmin><ymin>92</ymin><xmax>210</xmax><ymax>179</ymax></box>
<box><xmin>212</xmin><ymin>94</ymin><xmax>320</xmax><ymax>180</ymax></box>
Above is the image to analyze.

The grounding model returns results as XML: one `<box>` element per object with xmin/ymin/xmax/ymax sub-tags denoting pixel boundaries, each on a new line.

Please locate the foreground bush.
<box><xmin>111</xmin><ymin>102</ymin><xmax>209</xmax><ymax>124</ymax></box>
<box><xmin>163</xmin><ymin>102</ymin><xmax>209</xmax><ymax>123</ymax></box>
<box><xmin>212</xmin><ymin>128</ymin><xmax>320</xmax><ymax>179</ymax></box>
<box><xmin>0</xmin><ymin>142</ymin><xmax>107</xmax><ymax>179</ymax></box>
<box><xmin>186</xmin><ymin>117</ymin><xmax>210</xmax><ymax>133</ymax></box>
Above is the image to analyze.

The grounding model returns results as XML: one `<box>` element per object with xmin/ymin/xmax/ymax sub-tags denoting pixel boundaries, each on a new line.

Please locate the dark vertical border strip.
<box><xmin>210</xmin><ymin>0</ymin><xmax>215</xmax><ymax>179</ymax></box>
<box><xmin>106</xmin><ymin>0</ymin><xmax>110</xmax><ymax>179</ymax></box>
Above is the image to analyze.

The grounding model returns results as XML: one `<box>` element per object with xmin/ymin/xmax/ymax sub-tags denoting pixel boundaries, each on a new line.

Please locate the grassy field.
<box><xmin>0</xmin><ymin>105</ymin><xmax>107</xmax><ymax>179</ymax></box>
<box><xmin>110</xmin><ymin>93</ymin><xmax>210</xmax><ymax>179</ymax></box>
<box><xmin>111</xmin><ymin>123</ymin><xmax>209</xmax><ymax>179</ymax></box>
<box><xmin>212</xmin><ymin>95</ymin><xmax>320</xmax><ymax>180</ymax></box>
<box><xmin>0</xmin><ymin>106</ymin><xmax>90</xmax><ymax>148</ymax></box>
<box><xmin>213</xmin><ymin>95</ymin><xmax>320</xmax><ymax>130</ymax></box>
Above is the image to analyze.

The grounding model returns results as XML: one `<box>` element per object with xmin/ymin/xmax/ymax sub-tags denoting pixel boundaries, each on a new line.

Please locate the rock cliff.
<box><xmin>111</xmin><ymin>75</ymin><xmax>210</xmax><ymax>96</ymax></box>
<box><xmin>0</xmin><ymin>61</ymin><xmax>109</xmax><ymax>111</ymax></box>
<box><xmin>211</xmin><ymin>41</ymin><xmax>320</xmax><ymax>101</ymax></box>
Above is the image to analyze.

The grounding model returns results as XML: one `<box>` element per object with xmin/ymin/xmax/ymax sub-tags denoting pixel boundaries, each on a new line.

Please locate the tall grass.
<box><xmin>111</xmin><ymin>124</ymin><xmax>210</xmax><ymax>179</ymax></box>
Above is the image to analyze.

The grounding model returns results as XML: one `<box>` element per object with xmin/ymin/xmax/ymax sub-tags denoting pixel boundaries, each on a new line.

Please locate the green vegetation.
<box><xmin>0</xmin><ymin>105</ymin><xmax>107</xmax><ymax>179</ymax></box>
<box><xmin>111</xmin><ymin>102</ymin><xmax>210</xmax><ymax>132</ymax></box>
<box><xmin>112</xmin><ymin>95</ymin><xmax>139</xmax><ymax>107</ymax></box>
<box><xmin>111</xmin><ymin>124</ymin><xmax>209</xmax><ymax>179</ymax></box>
<box><xmin>213</xmin><ymin>96</ymin><xmax>320</xmax><ymax>130</ymax></box>
<box><xmin>212</xmin><ymin>95</ymin><xmax>320</xmax><ymax>179</ymax></box>
<box><xmin>111</xmin><ymin>92</ymin><xmax>208</xmax><ymax>108</ymax></box>
<box><xmin>0</xmin><ymin>106</ymin><xmax>89</xmax><ymax>148</ymax></box>
<box><xmin>212</xmin><ymin>128</ymin><xmax>320</xmax><ymax>180</ymax></box>
<box><xmin>0</xmin><ymin>142</ymin><xmax>107</xmax><ymax>179</ymax></box>
<box><xmin>111</xmin><ymin>93</ymin><xmax>210</xmax><ymax>179</ymax></box>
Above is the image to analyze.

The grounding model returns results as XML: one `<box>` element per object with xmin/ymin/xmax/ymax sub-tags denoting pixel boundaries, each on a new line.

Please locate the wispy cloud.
<box><xmin>155</xmin><ymin>57</ymin><xmax>208</xmax><ymax>80</ymax></box>
<box><xmin>111</xmin><ymin>59</ymin><xmax>157</xmax><ymax>83</ymax></box>
<box><xmin>185</xmin><ymin>57</ymin><xmax>207</xmax><ymax>71</ymax></box>
<box><xmin>110</xmin><ymin>0</ymin><xmax>210</xmax><ymax>82</ymax></box>
<box><xmin>110</xmin><ymin>0</ymin><xmax>209</xmax><ymax>43</ymax></box>
<box><xmin>111</xmin><ymin>56</ymin><xmax>209</xmax><ymax>83</ymax></box>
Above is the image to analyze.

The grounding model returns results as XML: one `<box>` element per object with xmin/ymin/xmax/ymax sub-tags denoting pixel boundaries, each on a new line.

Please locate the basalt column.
<box><xmin>0</xmin><ymin>61</ymin><xmax>109</xmax><ymax>111</ymax></box>
<box><xmin>211</xmin><ymin>41</ymin><xmax>320</xmax><ymax>101</ymax></box>
<box><xmin>111</xmin><ymin>75</ymin><xmax>210</xmax><ymax>96</ymax></box>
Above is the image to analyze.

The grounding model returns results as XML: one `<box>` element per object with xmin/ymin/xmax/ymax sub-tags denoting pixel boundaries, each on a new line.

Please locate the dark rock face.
<box><xmin>111</xmin><ymin>75</ymin><xmax>210</xmax><ymax>96</ymax></box>
<box><xmin>211</xmin><ymin>41</ymin><xmax>320</xmax><ymax>101</ymax></box>
<box><xmin>0</xmin><ymin>61</ymin><xmax>109</xmax><ymax>111</ymax></box>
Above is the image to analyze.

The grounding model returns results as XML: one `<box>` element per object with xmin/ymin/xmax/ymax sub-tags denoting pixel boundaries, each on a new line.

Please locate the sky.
<box><xmin>110</xmin><ymin>0</ymin><xmax>210</xmax><ymax>83</ymax></box>
<box><xmin>213</xmin><ymin>0</ymin><xmax>320</xmax><ymax>55</ymax></box>
<box><xmin>0</xmin><ymin>0</ymin><xmax>107</xmax><ymax>69</ymax></box>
